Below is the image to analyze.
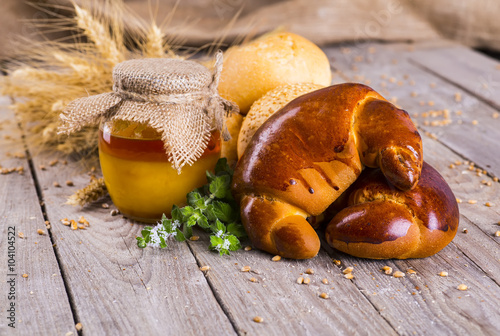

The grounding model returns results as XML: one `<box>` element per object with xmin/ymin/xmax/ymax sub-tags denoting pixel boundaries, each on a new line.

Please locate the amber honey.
<box><xmin>98</xmin><ymin>120</ymin><xmax>220</xmax><ymax>222</ymax></box>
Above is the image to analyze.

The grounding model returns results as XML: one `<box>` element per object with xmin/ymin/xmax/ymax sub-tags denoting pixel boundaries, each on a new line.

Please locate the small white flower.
<box><xmin>172</xmin><ymin>220</ymin><xmax>181</xmax><ymax>229</ymax></box>
<box><xmin>215</xmin><ymin>230</ymin><xmax>224</xmax><ymax>238</ymax></box>
<box><xmin>147</xmin><ymin>231</ymin><xmax>161</xmax><ymax>248</ymax></box>
<box><xmin>221</xmin><ymin>238</ymin><xmax>231</xmax><ymax>251</ymax></box>
<box><xmin>147</xmin><ymin>223</ymin><xmax>170</xmax><ymax>248</ymax></box>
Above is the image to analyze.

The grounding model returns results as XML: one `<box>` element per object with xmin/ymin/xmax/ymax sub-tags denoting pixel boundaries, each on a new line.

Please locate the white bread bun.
<box><xmin>219</xmin><ymin>32</ymin><xmax>331</xmax><ymax>115</ymax></box>
<box><xmin>237</xmin><ymin>83</ymin><xmax>324</xmax><ymax>158</ymax></box>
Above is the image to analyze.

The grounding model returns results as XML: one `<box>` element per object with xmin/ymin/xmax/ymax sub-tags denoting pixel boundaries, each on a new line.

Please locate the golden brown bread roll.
<box><xmin>232</xmin><ymin>83</ymin><xmax>423</xmax><ymax>259</ymax></box>
<box><xmin>218</xmin><ymin>32</ymin><xmax>332</xmax><ymax>114</ymax></box>
<box><xmin>237</xmin><ymin>83</ymin><xmax>324</xmax><ymax>158</ymax></box>
<box><xmin>325</xmin><ymin>162</ymin><xmax>459</xmax><ymax>259</ymax></box>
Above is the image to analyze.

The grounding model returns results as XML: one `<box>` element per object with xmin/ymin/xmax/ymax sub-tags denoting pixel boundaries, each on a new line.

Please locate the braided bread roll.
<box><xmin>232</xmin><ymin>83</ymin><xmax>423</xmax><ymax>259</ymax></box>
<box><xmin>325</xmin><ymin>162</ymin><xmax>459</xmax><ymax>259</ymax></box>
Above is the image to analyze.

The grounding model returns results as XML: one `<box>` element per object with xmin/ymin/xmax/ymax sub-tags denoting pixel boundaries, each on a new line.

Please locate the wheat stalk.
<box><xmin>0</xmin><ymin>1</ymin><xmax>128</xmax><ymax>154</ymax></box>
<box><xmin>73</xmin><ymin>3</ymin><xmax>124</xmax><ymax>65</ymax></box>
<box><xmin>66</xmin><ymin>177</ymin><xmax>108</xmax><ymax>206</ymax></box>
<box><xmin>144</xmin><ymin>24</ymin><xmax>165</xmax><ymax>58</ymax></box>
<box><xmin>0</xmin><ymin>0</ymin><xmax>196</xmax><ymax>156</ymax></box>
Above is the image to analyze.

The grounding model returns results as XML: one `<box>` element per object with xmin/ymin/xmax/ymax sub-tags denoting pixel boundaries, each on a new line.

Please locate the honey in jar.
<box><xmin>59</xmin><ymin>55</ymin><xmax>238</xmax><ymax>223</ymax></box>
<box><xmin>99</xmin><ymin>120</ymin><xmax>221</xmax><ymax>222</ymax></box>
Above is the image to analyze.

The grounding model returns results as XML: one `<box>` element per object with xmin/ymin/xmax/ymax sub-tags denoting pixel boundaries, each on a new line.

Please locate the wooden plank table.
<box><xmin>1</xmin><ymin>41</ymin><xmax>499</xmax><ymax>335</ymax></box>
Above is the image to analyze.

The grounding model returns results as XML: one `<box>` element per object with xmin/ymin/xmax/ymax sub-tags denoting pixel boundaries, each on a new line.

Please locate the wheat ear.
<box><xmin>73</xmin><ymin>3</ymin><xmax>123</xmax><ymax>64</ymax></box>
<box><xmin>66</xmin><ymin>177</ymin><xmax>108</xmax><ymax>206</ymax></box>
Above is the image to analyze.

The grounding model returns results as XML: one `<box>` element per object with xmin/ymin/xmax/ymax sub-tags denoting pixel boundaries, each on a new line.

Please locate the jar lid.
<box><xmin>59</xmin><ymin>51</ymin><xmax>238</xmax><ymax>172</ymax></box>
<box><xmin>112</xmin><ymin>58</ymin><xmax>212</xmax><ymax>95</ymax></box>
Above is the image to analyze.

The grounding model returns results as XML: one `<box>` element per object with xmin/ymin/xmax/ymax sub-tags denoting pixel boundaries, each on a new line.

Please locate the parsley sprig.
<box><xmin>136</xmin><ymin>158</ymin><xmax>246</xmax><ymax>255</ymax></box>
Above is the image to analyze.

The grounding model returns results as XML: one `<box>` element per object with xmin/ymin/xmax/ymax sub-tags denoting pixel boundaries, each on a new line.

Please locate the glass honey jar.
<box><xmin>99</xmin><ymin>120</ymin><xmax>221</xmax><ymax>222</ymax></box>
<box><xmin>59</xmin><ymin>53</ymin><xmax>238</xmax><ymax>223</ymax></box>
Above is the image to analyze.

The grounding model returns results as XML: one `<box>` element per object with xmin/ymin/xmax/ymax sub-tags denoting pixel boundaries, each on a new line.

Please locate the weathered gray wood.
<box><xmin>27</xmin><ymin>153</ymin><xmax>237</xmax><ymax>335</ymax></box>
<box><xmin>187</xmin><ymin>233</ymin><xmax>397</xmax><ymax>336</ymax></box>
<box><xmin>0</xmin><ymin>96</ymin><xmax>76</xmax><ymax>335</ymax></box>
<box><xmin>323</xmin><ymin>244</ymin><xmax>500</xmax><ymax>336</ymax></box>
<box><xmin>409</xmin><ymin>45</ymin><xmax>500</xmax><ymax>111</ymax></box>
<box><xmin>326</xmin><ymin>42</ymin><xmax>500</xmax><ymax>265</ymax></box>
<box><xmin>422</xmin><ymin>139</ymin><xmax>500</xmax><ymax>281</ymax></box>
<box><xmin>396</xmin><ymin>137</ymin><xmax>500</xmax><ymax>336</ymax></box>
<box><xmin>321</xmin><ymin>43</ymin><xmax>500</xmax><ymax>335</ymax></box>
<box><xmin>325</xmin><ymin>42</ymin><xmax>500</xmax><ymax>180</ymax></box>
<box><xmin>3</xmin><ymin>41</ymin><xmax>500</xmax><ymax>336</ymax></box>
<box><xmin>320</xmin><ymin>159</ymin><xmax>500</xmax><ymax>336</ymax></box>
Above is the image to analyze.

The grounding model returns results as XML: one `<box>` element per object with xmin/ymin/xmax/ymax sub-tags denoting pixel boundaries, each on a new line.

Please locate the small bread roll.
<box><xmin>325</xmin><ymin>162</ymin><xmax>459</xmax><ymax>259</ymax></box>
<box><xmin>219</xmin><ymin>32</ymin><xmax>332</xmax><ymax>114</ymax></box>
<box><xmin>237</xmin><ymin>83</ymin><xmax>324</xmax><ymax>158</ymax></box>
<box><xmin>220</xmin><ymin>112</ymin><xmax>244</xmax><ymax>167</ymax></box>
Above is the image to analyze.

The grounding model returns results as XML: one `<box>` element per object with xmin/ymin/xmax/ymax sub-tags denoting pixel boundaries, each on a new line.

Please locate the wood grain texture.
<box><xmin>2</xmin><ymin>41</ymin><xmax>500</xmax><ymax>335</ymax></box>
<box><xmin>326</xmin><ymin>42</ymin><xmax>500</xmax><ymax>180</ymax></box>
<box><xmin>409</xmin><ymin>45</ymin><xmax>500</xmax><ymax>110</ymax></box>
<box><xmin>0</xmin><ymin>96</ymin><xmax>76</xmax><ymax>335</ymax></box>
<box><xmin>187</xmin><ymin>232</ymin><xmax>396</xmax><ymax>336</ymax></box>
<box><xmin>322</xmin><ymin>42</ymin><xmax>500</xmax><ymax>335</ymax></box>
<box><xmin>27</xmin><ymin>152</ymin><xmax>237</xmax><ymax>335</ymax></box>
<box><xmin>326</xmin><ymin>41</ymin><xmax>500</xmax><ymax>260</ymax></box>
<box><xmin>421</xmin><ymin>138</ymin><xmax>500</xmax><ymax>281</ymax></box>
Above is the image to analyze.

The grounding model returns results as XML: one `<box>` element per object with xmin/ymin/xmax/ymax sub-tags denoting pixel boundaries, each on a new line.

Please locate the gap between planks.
<box><xmin>22</xmin><ymin>116</ymin><xmax>84</xmax><ymax>335</ymax></box>
<box><xmin>325</xmin><ymin>42</ymin><xmax>500</xmax><ymax>335</ymax></box>
<box><xmin>3</xmin><ymin>42</ymin><xmax>500</xmax><ymax>336</ymax></box>
<box><xmin>0</xmin><ymin>96</ymin><xmax>77</xmax><ymax>335</ymax></box>
<box><xmin>328</xmin><ymin>41</ymin><xmax>500</xmax><ymax>179</ymax></box>
<box><xmin>27</xmin><ymin>150</ymin><xmax>238</xmax><ymax>335</ymax></box>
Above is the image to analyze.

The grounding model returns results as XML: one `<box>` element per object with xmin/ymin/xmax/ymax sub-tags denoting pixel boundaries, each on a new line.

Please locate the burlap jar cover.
<box><xmin>58</xmin><ymin>51</ymin><xmax>238</xmax><ymax>172</ymax></box>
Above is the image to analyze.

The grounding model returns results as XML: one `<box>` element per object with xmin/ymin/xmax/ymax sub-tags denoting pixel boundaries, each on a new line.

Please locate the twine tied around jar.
<box><xmin>58</xmin><ymin>51</ymin><xmax>238</xmax><ymax>172</ymax></box>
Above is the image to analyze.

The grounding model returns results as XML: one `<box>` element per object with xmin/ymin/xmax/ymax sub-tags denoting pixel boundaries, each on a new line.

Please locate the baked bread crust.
<box><xmin>218</xmin><ymin>32</ymin><xmax>332</xmax><ymax>114</ymax></box>
<box><xmin>237</xmin><ymin>83</ymin><xmax>324</xmax><ymax>159</ymax></box>
<box><xmin>325</xmin><ymin>162</ymin><xmax>459</xmax><ymax>259</ymax></box>
<box><xmin>232</xmin><ymin>83</ymin><xmax>423</xmax><ymax>259</ymax></box>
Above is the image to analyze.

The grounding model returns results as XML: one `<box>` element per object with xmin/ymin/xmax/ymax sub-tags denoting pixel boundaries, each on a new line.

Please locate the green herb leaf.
<box><xmin>211</xmin><ymin>219</ymin><xmax>226</xmax><ymax>235</ymax></box>
<box><xmin>159</xmin><ymin>235</ymin><xmax>168</xmax><ymax>248</ymax></box>
<box><xmin>214</xmin><ymin>158</ymin><xmax>233</xmax><ymax>176</ymax></box>
<box><xmin>174</xmin><ymin>228</ymin><xmax>186</xmax><ymax>242</ymax></box>
<box><xmin>226</xmin><ymin>234</ymin><xmax>241</xmax><ymax>251</ymax></box>
<box><xmin>196</xmin><ymin>213</ymin><xmax>209</xmax><ymax>229</ymax></box>
<box><xmin>227</xmin><ymin>222</ymin><xmax>246</xmax><ymax>238</ymax></box>
<box><xmin>220</xmin><ymin>249</ymin><xmax>230</xmax><ymax>256</ymax></box>
<box><xmin>206</xmin><ymin>170</ymin><xmax>216</xmax><ymax>184</ymax></box>
<box><xmin>181</xmin><ymin>206</ymin><xmax>195</xmax><ymax>218</ymax></box>
<box><xmin>187</xmin><ymin>191</ymin><xmax>203</xmax><ymax>207</ymax></box>
<box><xmin>211</xmin><ymin>201</ymin><xmax>236</xmax><ymax>223</ymax></box>
<box><xmin>186</xmin><ymin>214</ymin><xmax>198</xmax><ymax>228</ymax></box>
<box><xmin>171</xmin><ymin>205</ymin><xmax>183</xmax><ymax>223</ymax></box>
<box><xmin>210</xmin><ymin>235</ymin><xmax>224</xmax><ymax>249</ymax></box>
<box><xmin>136</xmin><ymin>158</ymin><xmax>244</xmax><ymax>256</ymax></box>
<box><xmin>136</xmin><ymin>236</ymin><xmax>147</xmax><ymax>248</ymax></box>
<box><xmin>183</xmin><ymin>225</ymin><xmax>193</xmax><ymax>239</ymax></box>
<box><xmin>209</xmin><ymin>175</ymin><xmax>231</xmax><ymax>199</ymax></box>
<box><xmin>162</xmin><ymin>218</ymin><xmax>174</xmax><ymax>233</ymax></box>
<box><xmin>204</xmin><ymin>204</ymin><xmax>217</xmax><ymax>222</ymax></box>
<box><xmin>141</xmin><ymin>227</ymin><xmax>152</xmax><ymax>241</ymax></box>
